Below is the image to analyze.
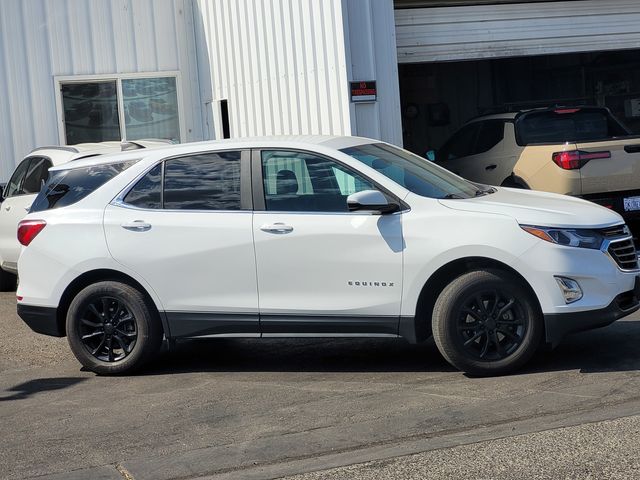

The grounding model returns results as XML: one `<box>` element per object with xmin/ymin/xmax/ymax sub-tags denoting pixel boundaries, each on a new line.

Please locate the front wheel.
<box><xmin>432</xmin><ymin>270</ymin><xmax>542</xmax><ymax>376</ymax></box>
<box><xmin>66</xmin><ymin>281</ymin><xmax>162</xmax><ymax>375</ymax></box>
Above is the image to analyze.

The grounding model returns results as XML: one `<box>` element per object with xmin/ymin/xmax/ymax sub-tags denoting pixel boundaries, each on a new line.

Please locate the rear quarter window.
<box><xmin>30</xmin><ymin>160</ymin><xmax>137</xmax><ymax>212</ymax></box>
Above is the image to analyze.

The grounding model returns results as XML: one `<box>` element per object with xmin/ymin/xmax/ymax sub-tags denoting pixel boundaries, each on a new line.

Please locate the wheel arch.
<box><xmin>403</xmin><ymin>256</ymin><xmax>543</xmax><ymax>344</ymax></box>
<box><xmin>56</xmin><ymin>269</ymin><xmax>168</xmax><ymax>337</ymax></box>
<box><xmin>501</xmin><ymin>174</ymin><xmax>530</xmax><ymax>189</ymax></box>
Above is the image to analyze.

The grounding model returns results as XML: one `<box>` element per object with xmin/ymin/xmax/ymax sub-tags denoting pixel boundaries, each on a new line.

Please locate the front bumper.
<box><xmin>17</xmin><ymin>304</ymin><xmax>64</xmax><ymax>337</ymax></box>
<box><xmin>544</xmin><ymin>278</ymin><xmax>640</xmax><ymax>347</ymax></box>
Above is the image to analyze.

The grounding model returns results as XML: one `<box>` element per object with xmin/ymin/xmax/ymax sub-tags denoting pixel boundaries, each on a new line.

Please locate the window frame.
<box><xmin>54</xmin><ymin>71</ymin><xmax>185</xmax><ymax>146</ymax></box>
<box><xmin>115</xmin><ymin>149</ymin><xmax>252</xmax><ymax>212</ymax></box>
<box><xmin>251</xmin><ymin>148</ymin><xmax>405</xmax><ymax>214</ymax></box>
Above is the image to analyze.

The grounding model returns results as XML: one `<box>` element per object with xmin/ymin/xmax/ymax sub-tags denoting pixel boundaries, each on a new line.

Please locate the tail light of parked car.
<box><xmin>552</xmin><ymin>150</ymin><xmax>611</xmax><ymax>170</ymax></box>
<box><xmin>17</xmin><ymin>220</ymin><xmax>46</xmax><ymax>246</ymax></box>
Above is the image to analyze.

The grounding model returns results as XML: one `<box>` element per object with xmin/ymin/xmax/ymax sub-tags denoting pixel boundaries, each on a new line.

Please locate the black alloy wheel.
<box><xmin>432</xmin><ymin>269</ymin><xmax>542</xmax><ymax>376</ymax></box>
<box><xmin>67</xmin><ymin>281</ymin><xmax>162</xmax><ymax>375</ymax></box>
<box><xmin>456</xmin><ymin>290</ymin><xmax>527</xmax><ymax>361</ymax></box>
<box><xmin>78</xmin><ymin>296</ymin><xmax>138</xmax><ymax>362</ymax></box>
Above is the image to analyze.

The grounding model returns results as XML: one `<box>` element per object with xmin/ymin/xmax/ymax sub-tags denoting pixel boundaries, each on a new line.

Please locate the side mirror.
<box><xmin>425</xmin><ymin>150</ymin><xmax>436</xmax><ymax>162</ymax></box>
<box><xmin>347</xmin><ymin>190</ymin><xmax>399</xmax><ymax>214</ymax></box>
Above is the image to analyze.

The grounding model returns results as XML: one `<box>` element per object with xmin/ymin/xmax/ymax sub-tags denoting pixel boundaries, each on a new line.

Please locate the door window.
<box><xmin>438</xmin><ymin>123</ymin><xmax>481</xmax><ymax>161</ymax></box>
<box><xmin>163</xmin><ymin>151</ymin><xmax>241</xmax><ymax>210</ymax></box>
<box><xmin>261</xmin><ymin>150</ymin><xmax>374</xmax><ymax>212</ymax></box>
<box><xmin>22</xmin><ymin>157</ymin><xmax>53</xmax><ymax>194</ymax></box>
<box><xmin>4</xmin><ymin>159</ymin><xmax>31</xmax><ymax>198</ymax></box>
<box><xmin>474</xmin><ymin>121</ymin><xmax>505</xmax><ymax>155</ymax></box>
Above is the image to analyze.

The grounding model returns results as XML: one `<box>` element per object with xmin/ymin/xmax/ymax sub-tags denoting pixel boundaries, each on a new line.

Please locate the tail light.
<box><xmin>17</xmin><ymin>220</ymin><xmax>46</xmax><ymax>246</ymax></box>
<box><xmin>552</xmin><ymin>150</ymin><xmax>611</xmax><ymax>170</ymax></box>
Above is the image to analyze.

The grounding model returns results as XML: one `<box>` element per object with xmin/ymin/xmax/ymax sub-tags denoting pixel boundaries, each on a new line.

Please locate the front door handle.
<box><xmin>121</xmin><ymin>220</ymin><xmax>152</xmax><ymax>232</ymax></box>
<box><xmin>4</xmin><ymin>205</ymin><xmax>10</xmax><ymax>211</ymax></box>
<box><xmin>485</xmin><ymin>164</ymin><xmax>497</xmax><ymax>171</ymax></box>
<box><xmin>260</xmin><ymin>223</ymin><xmax>293</xmax><ymax>234</ymax></box>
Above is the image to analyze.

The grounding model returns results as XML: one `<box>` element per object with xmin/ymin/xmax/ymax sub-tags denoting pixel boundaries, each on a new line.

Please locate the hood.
<box><xmin>438</xmin><ymin>187</ymin><xmax>623</xmax><ymax>228</ymax></box>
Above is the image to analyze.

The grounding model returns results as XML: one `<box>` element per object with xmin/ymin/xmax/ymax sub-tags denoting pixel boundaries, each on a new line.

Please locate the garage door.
<box><xmin>395</xmin><ymin>0</ymin><xmax>640</xmax><ymax>63</ymax></box>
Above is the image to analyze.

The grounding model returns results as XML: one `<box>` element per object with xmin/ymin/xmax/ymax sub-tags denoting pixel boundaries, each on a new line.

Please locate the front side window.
<box><xmin>163</xmin><ymin>151</ymin><xmax>241</xmax><ymax>210</ymax></box>
<box><xmin>341</xmin><ymin>143</ymin><xmax>483</xmax><ymax>199</ymax></box>
<box><xmin>4</xmin><ymin>159</ymin><xmax>31</xmax><ymax>198</ymax></box>
<box><xmin>31</xmin><ymin>161</ymin><xmax>137</xmax><ymax>212</ymax></box>
<box><xmin>59</xmin><ymin>75</ymin><xmax>181</xmax><ymax>145</ymax></box>
<box><xmin>262</xmin><ymin>150</ymin><xmax>374</xmax><ymax>212</ymax></box>
<box><xmin>22</xmin><ymin>157</ymin><xmax>53</xmax><ymax>195</ymax></box>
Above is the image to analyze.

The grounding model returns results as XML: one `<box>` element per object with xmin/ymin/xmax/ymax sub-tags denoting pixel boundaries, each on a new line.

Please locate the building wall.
<box><xmin>343</xmin><ymin>0</ymin><xmax>403</xmax><ymax>147</ymax></box>
<box><xmin>0</xmin><ymin>0</ymin><xmax>203</xmax><ymax>181</ymax></box>
<box><xmin>194</xmin><ymin>0</ymin><xmax>352</xmax><ymax>140</ymax></box>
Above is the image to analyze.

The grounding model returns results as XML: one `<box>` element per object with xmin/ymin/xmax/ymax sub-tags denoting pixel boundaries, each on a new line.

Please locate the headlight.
<box><xmin>521</xmin><ymin>225</ymin><xmax>603</xmax><ymax>249</ymax></box>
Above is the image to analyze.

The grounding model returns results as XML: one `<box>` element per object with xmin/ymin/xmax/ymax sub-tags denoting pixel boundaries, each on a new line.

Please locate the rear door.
<box><xmin>104</xmin><ymin>149</ymin><xmax>260</xmax><ymax>338</ymax></box>
<box><xmin>0</xmin><ymin>156</ymin><xmax>52</xmax><ymax>271</ymax></box>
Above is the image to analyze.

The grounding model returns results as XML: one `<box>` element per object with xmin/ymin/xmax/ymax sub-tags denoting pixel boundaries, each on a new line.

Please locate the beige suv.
<box><xmin>430</xmin><ymin>106</ymin><xmax>640</xmax><ymax>227</ymax></box>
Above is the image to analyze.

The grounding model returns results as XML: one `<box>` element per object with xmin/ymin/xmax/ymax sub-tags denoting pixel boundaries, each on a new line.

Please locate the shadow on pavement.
<box><xmin>0</xmin><ymin>377</ymin><xmax>87</xmax><ymax>401</ymax></box>
<box><xmin>139</xmin><ymin>319</ymin><xmax>640</xmax><ymax>376</ymax></box>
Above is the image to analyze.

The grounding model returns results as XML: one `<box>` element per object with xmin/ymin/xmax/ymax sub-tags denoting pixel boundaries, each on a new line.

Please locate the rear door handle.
<box><xmin>260</xmin><ymin>223</ymin><xmax>293</xmax><ymax>234</ymax></box>
<box><xmin>485</xmin><ymin>164</ymin><xmax>497</xmax><ymax>171</ymax></box>
<box><xmin>121</xmin><ymin>220</ymin><xmax>152</xmax><ymax>232</ymax></box>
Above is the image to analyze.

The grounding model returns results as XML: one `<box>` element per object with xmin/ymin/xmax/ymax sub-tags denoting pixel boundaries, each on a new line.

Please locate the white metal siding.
<box><xmin>194</xmin><ymin>0</ymin><xmax>352</xmax><ymax>139</ymax></box>
<box><xmin>395</xmin><ymin>0</ymin><xmax>640</xmax><ymax>63</ymax></box>
<box><xmin>343</xmin><ymin>0</ymin><xmax>403</xmax><ymax>147</ymax></box>
<box><xmin>0</xmin><ymin>0</ymin><xmax>203</xmax><ymax>182</ymax></box>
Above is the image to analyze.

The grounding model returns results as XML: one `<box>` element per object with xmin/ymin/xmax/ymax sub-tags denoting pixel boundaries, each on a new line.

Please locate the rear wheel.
<box><xmin>432</xmin><ymin>269</ymin><xmax>542</xmax><ymax>376</ymax></box>
<box><xmin>66</xmin><ymin>281</ymin><xmax>162</xmax><ymax>375</ymax></box>
<box><xmin>0</xmin><ymin>268</ymin><xmax>17</xmax><ymax>292</ymax></box>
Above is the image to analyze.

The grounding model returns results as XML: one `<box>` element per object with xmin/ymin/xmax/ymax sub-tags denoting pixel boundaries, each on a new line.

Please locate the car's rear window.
<box><xmin>516</xmin><ymin>109</ymin><xmax>630</xmax><ymax>145</ymax></box>
<box><xmin>30</xmin><ymin>160</ymin><xmax>137</xmax><ymax>212</ymax></box>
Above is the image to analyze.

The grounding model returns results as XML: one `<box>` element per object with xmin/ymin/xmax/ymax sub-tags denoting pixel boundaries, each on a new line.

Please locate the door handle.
<box><xmin>4</xmin><ymin>206</ymin><xmax>10</xmax><ymax>211</ymax></box>
<box><xmin>485</xmin><ymin>164</ymin><xmax>497</xmax><ymax>171</ymax></box>
<box><xmin>260</xmin><ymin>223</ymin><xmax>293</xmax><ymax>234</ymax></box>
<box><xmin>121</xmin><ymin>220</ymin><xmax>152</xmax><ymax>232</ymax></box>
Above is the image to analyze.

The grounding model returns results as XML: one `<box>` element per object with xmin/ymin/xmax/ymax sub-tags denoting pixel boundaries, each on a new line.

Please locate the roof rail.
<box><xmin>121</xmin><ymin>139</ymin><xmax>173</xmax><ymax>151</ymax></box>
<box><xmin>28</xmin><ymin>145</ymin><xmax>79</xmax><ymax>155</ymax></box>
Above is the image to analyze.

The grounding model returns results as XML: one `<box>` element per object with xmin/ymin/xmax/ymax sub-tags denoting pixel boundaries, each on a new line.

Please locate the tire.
<box><xmin>432</xmin><ymin>269</ymin><xmax>542</xmax><ymax>376</ymax></box>
<box><xmin>66</xmin><ymin>281</ymin><xmax>162</xmax><ymax>375</ymax></box>
<box><xmin>0</xmin><ymin>268</ymin><xmax>17</xmax><ymax>292</ymax></box>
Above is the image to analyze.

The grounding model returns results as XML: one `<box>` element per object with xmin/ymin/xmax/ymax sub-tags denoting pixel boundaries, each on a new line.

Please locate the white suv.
<box><xmin>16</xmin><ymin>136</ymin><xmax>640</xmax><ymax>376</ymax></box>
<box><xmin>0</xmin><ymin>143</ymin><xmax>123</xmax><ymax>290</ymax></box>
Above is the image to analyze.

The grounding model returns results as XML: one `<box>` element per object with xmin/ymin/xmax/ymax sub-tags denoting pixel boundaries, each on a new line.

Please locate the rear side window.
<box><xmin>31</xmin><ymin>161</ymin><xmax>137</xmax><ymax>212</ymax></box>
<box><xmin>474</xmin><ymin>121</ymin><xmax>505</xmax><ymax>155</ymax></box>
<box><xmin>438</xmin><ymin>123</ymin><xmax>481</xmax><ymax>161</ymax></box>
<box><xmin>516</xmin><ymin>109</ymin><xmax>630</xmax><ymax>145</ymax></box>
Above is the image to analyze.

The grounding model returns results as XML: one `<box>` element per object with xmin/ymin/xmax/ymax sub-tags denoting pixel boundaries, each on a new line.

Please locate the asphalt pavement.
<box><xmin>2</xmin><ymin>291</ymin><xmax>640</xmax><ymax>480</ymax></box>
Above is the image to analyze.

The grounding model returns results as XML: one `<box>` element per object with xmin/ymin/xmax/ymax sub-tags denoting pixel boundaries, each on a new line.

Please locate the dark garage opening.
<box><xmin>399</xmin><ymin>49</ymin><xmax>640</xmax><ymax>157</ymax></box>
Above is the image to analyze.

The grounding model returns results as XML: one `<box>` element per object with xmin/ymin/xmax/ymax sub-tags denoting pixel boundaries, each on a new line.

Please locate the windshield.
<box><xmin>340</xmin><ymin>143</ymin><xmax>486</xmax><ymax>199</ymax></box>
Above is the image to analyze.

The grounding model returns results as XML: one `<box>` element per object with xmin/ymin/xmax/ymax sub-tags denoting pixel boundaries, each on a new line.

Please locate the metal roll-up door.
<box><xmin>395</xmin><ymin>0</ymin><xmax>640</xmax><ymax>63</ymax></box>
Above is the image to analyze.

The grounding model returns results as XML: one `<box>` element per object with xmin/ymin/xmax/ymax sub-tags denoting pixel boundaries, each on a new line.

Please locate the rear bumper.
<box><xmin>17</xmin><ymin>304</ymin><xmax>64</xmax><ymax>337</ymax></box>
<box><xmin>544</xmin><ymin>281</ymin><xmax>640</xmax><ymax>347</ymax></box>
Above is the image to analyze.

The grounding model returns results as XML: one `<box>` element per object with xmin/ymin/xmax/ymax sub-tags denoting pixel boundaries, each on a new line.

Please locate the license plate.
<box><xmin>623</xmin><ymin>196</ymin><xmax>640</xmax><ymax>212</ymax></box>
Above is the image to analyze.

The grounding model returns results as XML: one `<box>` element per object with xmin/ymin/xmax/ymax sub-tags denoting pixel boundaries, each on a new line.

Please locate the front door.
<box><xmin>252</xmin><ymin>149</ymin><xmax>404</xmax><ymax>336</ymax></box>
<box><xmin>104</xmin><ymin>150</ymin><xmax>260</xmax><ymax>338</ymax></box>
